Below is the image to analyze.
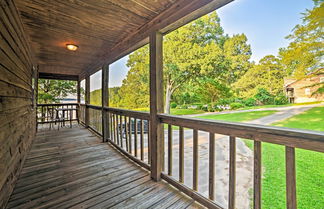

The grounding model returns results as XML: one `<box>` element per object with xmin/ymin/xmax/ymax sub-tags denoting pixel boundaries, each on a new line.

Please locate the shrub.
<box><xmin>230</xmin><ymin>102</ymin><xmax>245</xmax><ymax>110</ymax></box>
<box><xmin>254</xmin><ymin>88</ymin><xmax>274</xmax><ymax>105</ymax></box>
<box><xmin>170</xmin><ymin>102</ymin><xmax>177</xmax><ymax>108</ymax></box>
<box><xmin>202</xmin><ymin>106</ymin><xmax>208</xmax><ymax>112</ymax></box>
<box><xmin>243</xmin><ymin>98</ymin><xmax>256</xmax><ymax>107</ymax></box>
<box><xmin>196</xmin><ymin>104</ymin><xmax>203</xmax><ymax>110</ymax></box>
<box><xmin>274</xmin><ymin>94</ymin><xmax>288</xmax><ymax>105</ymax></box>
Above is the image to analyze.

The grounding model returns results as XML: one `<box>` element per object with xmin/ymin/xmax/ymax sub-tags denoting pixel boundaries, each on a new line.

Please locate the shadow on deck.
<box><xmin>6</xmin><ymin>125</ymin><xmax>202</xmax><ymax>209</ymax></box>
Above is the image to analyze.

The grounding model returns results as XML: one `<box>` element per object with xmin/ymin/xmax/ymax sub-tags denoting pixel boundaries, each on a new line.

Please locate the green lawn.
<box><xmin>132</xmin><ymin>107</ymin><xmax>205</xmax><ymax>115</ymax></box>
<box><xmin>261</xmin><ymin>107</ymin><xmax>324</xmax><ymax>209</ymax></box>
<box><xmin>239</xmin><ymin>101</ymin><xmax>322</xmax><ymax>110</ymax></box>
<box><xmin>196</xmin><ymin>110</ymin><xmax>277</xmax><ymax>122</ymax></box>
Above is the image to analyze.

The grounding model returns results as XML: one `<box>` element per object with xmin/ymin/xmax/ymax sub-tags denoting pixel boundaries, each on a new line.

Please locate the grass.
<box><xmin>261</xmin><ymin>107</ymin><xmax>324</xmax><ymax>209</ymax></box>
<box><xmin>132</xmin><ymin>107</ymin><xmax>205</xmax><ymax>115</ymax></box>
<box><xmin>239</xmin><ymin>101</ymin><xmax>322</xmax><ymax>110</ymax></box>
<box><xmin>196</xmin><ymin>110</ymin><xmax>277</xmax><ymax>122</ymax></box>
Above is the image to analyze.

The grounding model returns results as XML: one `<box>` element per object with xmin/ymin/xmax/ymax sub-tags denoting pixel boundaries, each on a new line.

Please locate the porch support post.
<box><xmin>76</xmin><ymin>78</ymin><xmax>81</xmax><ymax>124</ymax></box>
<box><xmin>149</xmin><ymin>31</ymin><xmax>164</xmax><ymax>181</ymax></box>
<box><xmin>85</xmin><ymin>75</ymin><xmax>90</xmax><ymax>127</ymax></box>
<box><xmin>77</xmin><ymin>78</ymin><xmax>81</xmax><ymax>104</ymax></box>
<box><xmin>102</xmin><ymin>64</ymin><xmax>109</xmax><ymax>142</ymax></box>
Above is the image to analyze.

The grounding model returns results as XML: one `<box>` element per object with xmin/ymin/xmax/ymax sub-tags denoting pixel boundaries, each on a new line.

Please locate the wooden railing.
<box><xmin>79</xmin><ymin>103</ymin><xmax>86</xmax><ymax>124</ymax></box>
<box><xmin>158</xmin><ymin>114</ymin><xmax>324</xmax><ymax>209</ymax></box>
<box><xmin>104</xmin><ymin>107</ymin><xmax>151</xmax><ymax>169</ymax></box>
<box><xmin>87</xmin><ymin>104</ymin><xmax>102</xmax><ymax>135</ymax></box>
<box><xmin>36</xmin><ymin>103</ymin><xmax>79</xmax><ymax>126</ymax></box>
<box><xmin>78</xmin><ymin>104</ymin><xmax>324</xmax><ymax>209</ymax></box>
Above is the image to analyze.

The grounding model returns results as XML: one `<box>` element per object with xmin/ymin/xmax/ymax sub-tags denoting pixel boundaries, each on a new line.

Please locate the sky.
<box><xmin>91</xmin><ymin>0</ymin><xmax>314</xmax><ymax>90</ymax></box>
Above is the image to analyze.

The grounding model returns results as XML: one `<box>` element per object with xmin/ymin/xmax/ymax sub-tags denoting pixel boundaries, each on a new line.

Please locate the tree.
<box><xmin>38</xmin><ymin>79</ymin><xmax>76</xmax><ymax>103</ymax></box>
<box><xmin>163</xmin><ymin>12</ymin><xmax>251</xmax><ymax>113</ymax></box>
<box><xmin>234</xmin><ymin>55</ymin><xmax>285</xmax><ymax>98</ymax></box>
<box><xmin>114</xmin><ymin>12</ymin><xmax>251</xmax><ymax>112</ymax></box>
<box><xmin>279</xmin><ymin>0</ymin><xmax>324</xmax><ymax>79</ymax></box>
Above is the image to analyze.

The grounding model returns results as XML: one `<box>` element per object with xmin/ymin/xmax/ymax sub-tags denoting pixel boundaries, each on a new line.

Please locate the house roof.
<box><xmin>285</xmin><ymin>68</ymin><xmax>324</xmax><ymax>87</ymax></box>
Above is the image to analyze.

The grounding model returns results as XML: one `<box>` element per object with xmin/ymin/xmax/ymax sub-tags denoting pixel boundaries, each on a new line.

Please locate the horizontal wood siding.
<box><xmin>0</xmin><ymin>0</ymin><xmax>35</xmax><ymax>207</ymax></box>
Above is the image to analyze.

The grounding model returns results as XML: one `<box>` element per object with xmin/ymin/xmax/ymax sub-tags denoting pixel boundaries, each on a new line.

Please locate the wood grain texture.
<box><xmin>285</xmin><ymin>146</ymin><xmax>297</xmax><ymax>209</ymax></box>
<box><xmin>0</xmin><ymin>0</ymin><xmax>35</xmax><ymax>207</ymax></box>
<box><xmin>6</xmin><ymin>126</ymin><xmax>202</xmax><ymax>209</ymax></box>
<box><xmin>14</xmin><ymin>0</ymin><xmax>177</xmax><ymax>75</ymax></box>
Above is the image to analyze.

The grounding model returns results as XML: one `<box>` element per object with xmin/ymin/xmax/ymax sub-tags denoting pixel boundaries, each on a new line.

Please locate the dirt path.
<box><xmin>167</xmin><ymin>104</ymin><xmax>322</xmax><ymax>208</ymax></box>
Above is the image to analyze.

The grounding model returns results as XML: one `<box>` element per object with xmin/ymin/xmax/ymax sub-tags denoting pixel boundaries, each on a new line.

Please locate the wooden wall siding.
<box><xmin>14</xmin><ymin>0</ymin><xmax>177</xmax><ymax>75</ymax></box>
<box><xmin>0</xmin><ymin>0</ymin><xmax>36</xmax><ymax>208</ymax></box>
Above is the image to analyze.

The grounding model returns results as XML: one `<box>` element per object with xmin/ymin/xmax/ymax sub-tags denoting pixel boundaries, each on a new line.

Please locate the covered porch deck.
<box><xmin>6</xmin><ymin>125</ymin><xmax>202</xmax><ymax>209</ymax></box>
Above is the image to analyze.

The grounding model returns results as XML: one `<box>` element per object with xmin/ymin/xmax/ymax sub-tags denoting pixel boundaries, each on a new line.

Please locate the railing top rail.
<box><xmin>158</xmin><ymin>114</ymin><xmax>324</xmax><ymax>153</ymax></box>
<box><xmin>104</xmin><ymin>107</ymin><xmax>150</xmax><ymax>120</ymax></box>
<box><xmin>86</xmin><ymin>104</ymin><xmax>102</xmax><ymax>110</ymax></box>
<box><xmin>37</xmin><ymin>103</ymin><xmax>79</xmax><ymax>106</ymax></box>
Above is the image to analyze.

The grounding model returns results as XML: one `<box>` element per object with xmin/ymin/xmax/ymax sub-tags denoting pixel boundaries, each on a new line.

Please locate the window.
<box><xmin>305</xmin><ymin>88</ymin><xmax>311</xmax><ymax>95</ymax></box>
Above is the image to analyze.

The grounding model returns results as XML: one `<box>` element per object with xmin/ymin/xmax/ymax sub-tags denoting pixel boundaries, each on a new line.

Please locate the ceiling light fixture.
<box><xmin>66</xmin><ymin>44</ymin><xmax>78</xmax><ymax>51</ymax></box>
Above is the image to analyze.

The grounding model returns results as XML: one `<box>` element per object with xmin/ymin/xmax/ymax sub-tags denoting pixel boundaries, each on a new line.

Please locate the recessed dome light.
<box><xmin>66</xmin><ymin>44</ymin><xmax>78</xmax><ymax>51</ymax></box>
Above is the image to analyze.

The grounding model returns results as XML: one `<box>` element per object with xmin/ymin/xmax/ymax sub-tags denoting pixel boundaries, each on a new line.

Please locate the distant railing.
<box><xmin>79</xmin><ymin>104</ymin><xmax>324</xmax><ymax>209</ymax></box>
<box><xmin>36</xmin><ymin>103</ymin><xmax>79</xmax><ymax>128</ymax></box>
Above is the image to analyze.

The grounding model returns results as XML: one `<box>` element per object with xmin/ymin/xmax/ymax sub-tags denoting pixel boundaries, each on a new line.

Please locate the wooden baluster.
<box><xmin>286</xmin><ymin>146</ymin><xmax>297</xmax><ymax>209</ymax></box>
<box><xmin>168</xmin><ymin>125</ymin><xmax>173</xmax><ymax>176</ymax></box>
<box><xmin>193</xmin><ymin>129</ymin><xmax>198</xmax><ymax>191</ymax></box>
<box><xmin>110</xmin><ymin>113</ymin><xmax>114</xmax><ymax>141</ymax></box>
<box><xmin>125</xmin><ymin>116</ymin><xmax>129</xmax><ymax>152</ymax></box>
<box><xmin>140</xmin><ymin>119</ymin><xmax>144</xmax><ymax>161</ymax></box>
<box><xmin>148</xmin><ymin>121</ymin><xmax>151</xmax><ymax>164</ymax></box>
<box><xmin>229</xmin><ymin>136</ymin><xmax>236</xmax><ymax>209</ymax></box>
<box><xmin>179</xmin><ymin>126</ymin><xmax>184</xmax><ymax>183</ymax></box>
<box><xmin>254</xmin><ymin>141</ymin><xmax>262</xmax><ymax>209</ymax></box>
<box><xmin>114</xmin><ymin>114</ymin><xmax>117</xmax><ymax>143</ymax></box>
<box><xmin>116</xmin><ymin>114</ymin><xmax>120</xmax><ymax>145</ymax></box>
<box><xmin>209</xmin><ymin>132</ymin><xmax>215</xmax><ymax>200</ymax></box>
<box><xmin>120</xmin><ymin>115</ymin><xmax>123</xmax><ymax>148</ymax></box>
<box><xmin>134</xmin><ymin>118</ymin><xmax>138</xmax><ymax>157</ymax></box>
<box><xmin>129</xmin><ymin>117</ymin><xmax>132</xmax><ymax>154</ymax></box>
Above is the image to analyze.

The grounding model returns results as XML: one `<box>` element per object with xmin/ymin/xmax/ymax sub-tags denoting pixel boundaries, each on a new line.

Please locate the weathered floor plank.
<box><xmin>6</xmin><ymin>125</ymin><xmax>203</xmax><ymax>209</ymax></box>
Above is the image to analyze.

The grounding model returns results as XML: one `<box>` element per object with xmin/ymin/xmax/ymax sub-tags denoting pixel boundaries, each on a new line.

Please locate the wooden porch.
<box><xmin>6</xmin><ymin>125</ymin><xmax>202</xmax><ymax>209</ymax></box>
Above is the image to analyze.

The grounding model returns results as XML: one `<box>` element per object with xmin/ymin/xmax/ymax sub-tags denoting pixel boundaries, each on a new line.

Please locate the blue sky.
<box><xmin>92</xmin><ymin>0</ymin><xmax>314</xmax><ymax>90</ymax></box>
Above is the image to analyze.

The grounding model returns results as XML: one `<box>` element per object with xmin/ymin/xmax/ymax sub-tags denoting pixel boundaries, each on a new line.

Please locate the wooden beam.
<box><xmin>102</xmin><ymin>65</ymin><xmax>109</xmax><ymax>142</ymax></box>
<box><xmin>81</xmin><ymin>0</ymin><xmax>232</xmax><ymax>78</ymax></box>
<box><xmin>85</xmin><ymin>76</ymin><xmax>90</xmax><ymax>127</ymax></box>
<box><xmin>38</xmin><ymin>72</ymin><xmax>79</xmax><ymax>81</ymax></box>
<box><xmin>149</xmin><ymin>31</ymin><xmax>164</xmax><ymax>181</ymax></box>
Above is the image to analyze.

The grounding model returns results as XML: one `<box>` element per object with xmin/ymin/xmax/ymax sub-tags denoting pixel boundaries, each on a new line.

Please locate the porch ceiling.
<box><xmin>15</xmin><ymin>0</ymin><xmax>231</xmax><ymax>78</ymax></box>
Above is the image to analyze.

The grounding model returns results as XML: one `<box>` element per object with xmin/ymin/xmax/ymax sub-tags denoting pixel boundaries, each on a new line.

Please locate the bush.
<box><xmin>170</xmin><ymin>103</ymin><xmax>177</xmax><ymax>108</ymax></box>
<box><xmin>230</xmin><ymin>102</ymin><xmax>245</xmax><ymax>110</ymax></box>
<box><xmin>274</xmin><ymin>94</ymin><xmax>288</xmax><ymax>105</ymax></box>
<box><xmin>202</xmin><ymin>106</ymin><xmax>208</xmax><ymax>112</ymax></box>
<box><xmin>243</xmin><ymin>98</ymin><xmax>256</xmax><ymax>107</ymax></box>
<box><xmin>196</xmin><ymin>104</ymin><xmax>203</xmax><ymax>110</ymax></box>
<box><xmin>254</xmin><ymin>88</ymin><xmax>274</xmax><ymax>105</ymax></box>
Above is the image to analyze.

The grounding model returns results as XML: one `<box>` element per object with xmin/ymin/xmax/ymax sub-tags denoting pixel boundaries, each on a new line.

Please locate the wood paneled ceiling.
<box><xmin>15</xmin><ymin>0</ymin><xmax>231</xmax><ymax>77</ymax></box>
<box><xmin>15</xmin><ymin>0</ymin><xmax>176</xmax><ymax>75</ymax></box>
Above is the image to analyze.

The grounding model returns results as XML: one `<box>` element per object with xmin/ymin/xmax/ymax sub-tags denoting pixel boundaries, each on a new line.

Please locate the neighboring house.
<box><xmin>284</xmin><ymin>69</ymin><xmax>324</xmax><ymax>103</ymax></box>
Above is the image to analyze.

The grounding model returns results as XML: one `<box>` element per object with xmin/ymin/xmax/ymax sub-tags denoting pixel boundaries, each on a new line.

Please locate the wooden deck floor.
<box><xmin>6</xmin><ymin>125</ymin><xmax>203</xmax><ymax>209</ymax></box>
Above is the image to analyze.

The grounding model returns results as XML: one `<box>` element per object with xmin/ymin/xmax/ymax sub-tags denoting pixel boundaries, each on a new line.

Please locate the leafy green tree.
<box><xmin>279</xmin><ymin>0</ymin><xmax>324</xmax><ymax>79</ymax></box>
<box><xmin>234</xmin><ymin>55</ymin><xmax>285</xmax><ymax>98</ymax></box>
<box><xmin>38</xmin><ymin>79</ymin><xmax>76</xmax><ymax>103</ymax></box>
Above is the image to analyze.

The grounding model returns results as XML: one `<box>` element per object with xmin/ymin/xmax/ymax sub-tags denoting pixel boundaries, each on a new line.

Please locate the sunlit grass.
<box><xmin>262</xmin><ymin>106</ymin><xmax>324</xmax><ymax>208</ymax></box>
<box><xmin>196</xmin><ymin>110</ymin><xmax>277</xmax><ymax>122</ymax></box>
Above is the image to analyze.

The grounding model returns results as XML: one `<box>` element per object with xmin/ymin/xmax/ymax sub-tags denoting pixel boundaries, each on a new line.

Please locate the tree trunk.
<box><xmin>165</xmin><ymin>83</ymin><xmax>172</xmax><ymax>114</ymax></box>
